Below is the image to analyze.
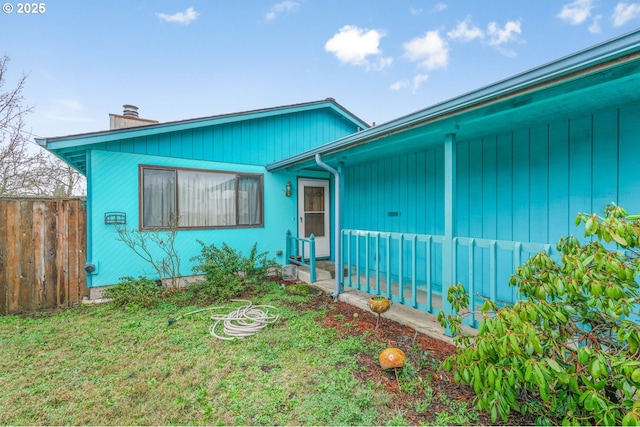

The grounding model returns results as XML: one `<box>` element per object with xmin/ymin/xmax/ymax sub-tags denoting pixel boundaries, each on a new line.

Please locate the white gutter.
<box><xmin>315</xmin><ymin>153</ymin><xmax>342</xmax><ymax>298</ymax></box>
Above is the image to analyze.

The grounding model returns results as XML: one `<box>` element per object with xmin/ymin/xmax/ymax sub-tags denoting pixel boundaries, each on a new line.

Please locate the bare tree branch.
<box><xmin>0</xmin><ymin>55</ymin><xmax>85</xmax><ymax>197</ymax></box>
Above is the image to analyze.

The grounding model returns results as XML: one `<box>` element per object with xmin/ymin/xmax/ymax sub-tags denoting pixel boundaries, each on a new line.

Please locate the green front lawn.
<box><xmin>0</xmin><ymin>283</ymin><xmax>391</xmax><ymax>425</ymax></box>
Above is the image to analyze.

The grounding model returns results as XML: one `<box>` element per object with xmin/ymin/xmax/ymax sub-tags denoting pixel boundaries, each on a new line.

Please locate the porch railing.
<box><xmin>452</xmin><ymin>237</ymin><xmax>555</xmax><ymax>327</ymax></box>
<box><xmin>341</xmin><ymin>228</ymin><xmax>557</xmax><ymax>327</ymax></box>
<box><xmin>342</xmin><ymin>229</ymin><xmax>445</xmax><ymax>315</ymax></box>
<box><xmin>285</xmin><ymin>230</ymin><xmax>316</xmax><ymax>283</ymax></box>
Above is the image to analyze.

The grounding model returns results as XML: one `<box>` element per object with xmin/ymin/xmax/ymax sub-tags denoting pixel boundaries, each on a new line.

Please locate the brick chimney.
<box><xmin>109</xmin><ymin>104</ymin><xmax>159</xmax><ymax>130</ymax></box>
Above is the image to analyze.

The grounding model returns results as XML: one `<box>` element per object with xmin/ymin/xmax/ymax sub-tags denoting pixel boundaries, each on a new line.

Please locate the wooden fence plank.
<box><xmin>44</xmin><ymin>202</ymin><xmax>58</xmax><ymax>308</ymax></box>
<box><xmin>0</xmin><ymin>198</ymin><xmax>87</xmax><ymax>314</ymax></box>
<box><xmin>76</xmin><ymin>200</ymin><xmax>87</xmax><ymax>300</ymax></box>
<box><xmin>56</xmin><ymin>200</ymin><xmax>67</xmax><ymax>307</ymax></box>
<box><xmin>6</xmin><ymin>201</ymin><xmax>22</xmax><ymax>313</ymax></box>
<box><xmin>0</xmin><ymin>201</ymin><xmax>7</xmax><ymax>315</ymax></box>
<box><xmin>65</xmin><ymin>200</ymin><xmax>81</xmax><ymax>304</ymax></box>
<box><xmin>20</xmin><ymin>200</ymin><xmax>35</xmax><ymax>311</ymax></box>
<box><xmin>32</xmin><ymin>201</ymin><xmax>47</xmax><ymax>309</ymax></box>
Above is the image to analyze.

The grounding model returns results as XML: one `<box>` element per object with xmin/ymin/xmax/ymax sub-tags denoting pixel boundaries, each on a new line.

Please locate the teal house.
<box><xmin>38</xmin><ymin>30</ymin><xmax>640</xmax><ymax>324</ymax></box>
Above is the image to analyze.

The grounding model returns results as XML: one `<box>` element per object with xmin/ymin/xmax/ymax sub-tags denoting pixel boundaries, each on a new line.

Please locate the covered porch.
<box><xmin>271</xmin><ymin>30</ymin><xmax>640</xmax><ymax>328</ymax></box>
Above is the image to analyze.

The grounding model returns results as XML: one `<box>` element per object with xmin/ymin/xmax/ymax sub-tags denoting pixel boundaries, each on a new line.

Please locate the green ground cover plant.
<box><xmin>101</xmin><ymin>276</ymin><xmax>163</xmax><ymax>309</ymax></box>
<box><xmin>190</xmin><ymin>241</ymin><xmax>278</xmax><ymax>302</ymax></box>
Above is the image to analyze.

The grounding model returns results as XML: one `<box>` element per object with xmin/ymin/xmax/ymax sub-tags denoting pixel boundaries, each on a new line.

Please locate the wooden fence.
<box><xmin>0</xmin><ymin>198</ymin><xmax>88</xmax><ymax>315</ymax></box>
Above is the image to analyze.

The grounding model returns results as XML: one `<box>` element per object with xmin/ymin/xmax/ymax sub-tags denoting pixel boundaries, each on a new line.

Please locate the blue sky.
<box><xmin>2</xmin><ymin>0</ymin><xmax>640</xmax><ymax>140</ymax></box>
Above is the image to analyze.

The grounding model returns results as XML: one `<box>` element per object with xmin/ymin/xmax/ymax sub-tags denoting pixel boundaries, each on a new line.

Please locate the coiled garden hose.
<box><xmin>168</xmin><ymin>299</ymin><xmax>279</xmax><ymax>341</ymax></box>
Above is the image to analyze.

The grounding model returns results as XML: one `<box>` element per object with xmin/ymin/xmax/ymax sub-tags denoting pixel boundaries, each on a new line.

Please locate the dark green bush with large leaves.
<box><xmin>439</xmin><ymin>203</ymin><xmax>640</xmax><ymax>426</ymax></box>
<box><xmin>190</xmin><ymin>241</ymin><xmax>278</xmax><ymax>302</ymax></box>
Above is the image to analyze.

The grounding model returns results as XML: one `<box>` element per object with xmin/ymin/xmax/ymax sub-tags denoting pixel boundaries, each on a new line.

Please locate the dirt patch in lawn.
<box><xmin>289</xmin><ymin>289</ymin><xmax>536</xmax><ymax>426</ymax></box>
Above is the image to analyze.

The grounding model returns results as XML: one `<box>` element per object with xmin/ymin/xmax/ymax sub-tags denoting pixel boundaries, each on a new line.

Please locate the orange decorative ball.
<box><xmin>368</xmin><ymin>296</ymin><xmax>391</xmax><ymax>313</ymax></box>
<box><xmin>379</xmin><ymin>347</ymin><xmax>407</xmax><ymax>370</ymax></box>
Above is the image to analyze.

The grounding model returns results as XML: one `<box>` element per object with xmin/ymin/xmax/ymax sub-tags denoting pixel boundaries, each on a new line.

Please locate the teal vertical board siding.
<box><xmin>482</xmin><ymin>136</ymin><xmax>498</xmax><ymax>240</ymax></box>
<box><xmin>192</xmin><ymin>128</ymin><xmax>203</xmax><ymax>160</ymax></box>
<box><xmin>467</xmin><ymin>138</ymin><xmax>483</xmax><ymax>297</ymax></box>
<box><xmin>529</xmin><ymin>125</ymin><xmax>549</xmax><ymax>244</ymax></box>
<box><xmin>548</xmin><ymin>119</ymin><xmax>571</xmax><ymax>240</ymax></box>
<box><xmin>146</xmin><ymin>135</ymin><xmax>158</xmax><ymax>156</ymax></box>
<box><xmin>592</xmin><ymin>110</ymin><xmax>618</xmax><ymax>212</ymax></box>
<box><xmin>456</xmin><ymin>142</ymin><xmax>470</xmax><ymax>237</ymax></box>
<box><xmin>343</xmin><ymin>150</ymin><xmax>443</xmax><ymax>234</ymax></box>
<box><xmin>496</xmin><ymin>133</ymin><xmax>513</xmax><ymax>242</ymax></box>
<box><xmin>434</xmin><ymin>146</ymin><xmax>444</xmax><ymax>235</ymax></box>
<box><xmin>455</xmin><ymin>142</ymin><xmax>470</xmax><ymax>284</ymax></box>
<box><xmin>496</xmin><ymin>133</ymin><xmax>514</xmax><ymax>302</ymax></box>
<box><xmin>181</xmin><ymin>130</ymin><xmax>193</xmax><ymax>159</ymax></box>
<box><xmin>121</xmin><ymin>139</ymin><xmax>134</xmax><ymax>153</ymax></box>
<box><xmin>512</xmin><ymin>129</ymin><xmax>530</xmax><ymax>243</ymax></box>
<box><xmin>433</xmin><ymin>146</ymin><xmax>444</xmax><ymax>287</ymax></box>
<box><xmin>569</xmin><ymin>116</ymin><xmax>593</xmax><ymax>242</ymax></box>
<box><xmin>95</xmin><ymin>109</ymin><xmax>359</xmax><ymax>167</ymax></box>
<box><xmin>481</xmin><ymin>137</ymin><xmax>497</xmax><ymax>300</ymax></box>
<box><xmin>133</xmin><ymin>138</ymin><xmax>147</xmax><ymax>155</ymax></box>
<box><xmin>619</xmin><ymin>104</ymin><xmax>640</xmax><ymax>213</ymax></box>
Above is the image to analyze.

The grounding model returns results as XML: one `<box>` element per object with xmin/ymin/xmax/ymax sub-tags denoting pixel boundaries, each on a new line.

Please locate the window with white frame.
<box><xmin>140</xmin><ymin>165</ymin><xmax>263</xmax><ymax>229</ymax></box>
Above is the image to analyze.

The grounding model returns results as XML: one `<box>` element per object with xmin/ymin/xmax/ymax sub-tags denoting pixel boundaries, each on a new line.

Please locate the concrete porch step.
<box><xmin>297</xmin><ymin>265</ymin><xmax>332</xmax><ymax>283</ymax></box>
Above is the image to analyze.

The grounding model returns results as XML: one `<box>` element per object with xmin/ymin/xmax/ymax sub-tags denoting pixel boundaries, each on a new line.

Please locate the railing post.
<box><xmin>309</xmin><ymin>234</ymin><xmax>316</xmax><ymax>283</ymax></box>
<box><xmin>286</xmin><ymin>230</ymin><xmax>291</xmax><ymax>263</ymax></box>
<box><xmin>513</xmin><ymin>242</ymin><xmax>522</xmax><ymax>303</ymax></box>
<box><xmin>466</xmin><ymin>238</ymin><xmax>475</xmax><ymax>327</ymax></box>
<box><xmin>346</xmin><ymin>230</ymin><xmax>352</xmax><ymax>287</ymax></box>
<box><xmin>426</xmin><ymin>235</ymin><xmax>432</xmax><ymax>311</ymax></box>
<box><xmin>385</xmin><ymin>233</ymin><xmax>391</xmax><ymax>299</ymax></box>
<box><xmin>398</xmin><ymin>233</ymin><xmax>404</xmax><ymax>304</ymax></box>
<box><xmin>411</xmin><ymin>234</ymin><xmax>417</xmax><ymax>308</ymax></box>
<box><xmin>365</xmin><ymin>231</ymin><xmax>370</xmax><ymax>293</ymax></box>
<box><xmin>490</xmin><ymin>240</ymin><xmax>497</xmax><ymax>304</ymax></box>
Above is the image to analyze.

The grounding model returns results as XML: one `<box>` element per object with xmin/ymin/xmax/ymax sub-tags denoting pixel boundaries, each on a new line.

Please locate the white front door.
<box><xmin>298</xmin><ymin>179</ymin><xmax>330</xmax><ymax>258</ymax></box>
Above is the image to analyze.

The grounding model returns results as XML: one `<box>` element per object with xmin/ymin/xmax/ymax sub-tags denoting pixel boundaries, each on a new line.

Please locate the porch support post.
<box><xmin>315</xmin><ymin>154</ymin><xmax>342</xmax><ymax>298</ymax></box>
<box><xmin>442</xmin><ymin>133</ymin><xmax>457</xmax><ymax>335</ymax></box>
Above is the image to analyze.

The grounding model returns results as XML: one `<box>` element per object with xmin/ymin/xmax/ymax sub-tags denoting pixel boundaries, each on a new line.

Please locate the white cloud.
<box><xmin>265</xmin><ymin>1</ymin><xmax>299</xmax><ymax>21</ymax></box>
<box><xmin>557</xmin><ymin>0</ymin><xmax>593</xmax><ymax>25</ymax></box>
<box><xmin>411</xmin><ymin>73</ymin><xmax>429</xmax><ymax>90</ymax></box>
<box><xmin>157</xmin><ymin>7</ymin><xmax>200</xmax><ymax>25</ymax></box>
<box><xmin>410</xmin><ymin>7</ymin><xmax>423</xmax><ymax>16</ymax></box>
<box><xmin>431</xmin><ymin>2</ymin><xmax>447</xmax><ymax>13</ymax></box>
<box><xmin>447</xmin><ymin>16</ymin><xmax>484</xmax><ymax>42</ymax></box>
<box><xmin>369</xmin><ymin>56</ymin><xmax>394</xmax><ymax>72</ymax></box>
<box><xmin>325</xmin><ymin>25</ymin><xmax>393</xmax><ymax>71</ymax></box>
<box><xmin>45</xmin><ymin>98</ymin><xmax>92</xmax><ymax>123</ymax></box>
<box><xmin>612</xmin><ymin>2</ymin><xmax>640</xmax><ymax>26</ymax></box>
<box><xmin>486</xmin><ymin>20</ymin><xmax>522</xmax><ymax>46</ymax></box>
<box><xmin>390</xmin><ymin>73</ymin><xmax>429</xmax><ymax>93</ymax></box>
<box><xmin>390</xmin><ymin>80</ymin><xmax>407</xmax><ymax>91</ymax></box>
<box><xmin>589</xmin><ymin>14</ymin><xmax>602</xmax><ymax>33</ymax></box>
<box><xmin>403</xmin><ymin>30</ymin><xmax>449</xmax><ymax>71</ymax></box>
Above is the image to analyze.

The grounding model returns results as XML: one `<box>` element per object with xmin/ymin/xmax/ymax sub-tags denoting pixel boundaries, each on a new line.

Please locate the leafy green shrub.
<box><xmin>439</xmin><ymin>203</ymin><xmax>640</xmax><ymax>426</ymax></box>
<box><xmin>190</xmin><ymin>241</ymin><xmax>278</xmax><ymax>301</ymax></box>
<box><xmin>102</xmin><ymin>276</ymin><xmax>162</xmax><ymax>309</ymax></box>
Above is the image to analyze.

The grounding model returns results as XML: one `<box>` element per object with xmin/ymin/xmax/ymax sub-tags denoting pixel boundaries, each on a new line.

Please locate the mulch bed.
<box><xmin>284</xmin><ymin>284</ymin><xmax>536</xmax><ymax>426</ymax></box>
